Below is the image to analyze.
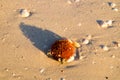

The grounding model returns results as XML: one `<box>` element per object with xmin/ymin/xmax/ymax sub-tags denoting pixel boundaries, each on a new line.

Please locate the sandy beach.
<box><xmin>0</xmin><ymin>0</ymin><xmax>120</xmax><ymax>80</ymax></box>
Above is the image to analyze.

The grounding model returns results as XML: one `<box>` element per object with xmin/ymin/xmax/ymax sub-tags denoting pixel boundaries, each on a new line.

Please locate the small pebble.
<box><xmin>39</xmin><ymin>68</ymin><xmax>45</xmax><ymax>73</ymax></box>
<box><xmin>80</xmin><ymin>56</ymin><xmax>86</xmax><ymax>60</ymax></box>
<box><xmin>73</xmin><ymin>41</ymin><xmax>80</xmax><ymax>47</ymax></box>
<box><xmin>86</xmin><ymin>35</ymin><xmax>92</xmax><ymax>40</ymax></box>
<box><xmin>111</xmin><ymin>55</ymin><xmax>115</xmax><ymax>58</ymax></box>
<box><xmin>112</xmin><ymin>41</ymin><xmax>120</xmax><ymax>47</ymax></box>
<box><xmin>67</xmin><ymin>0</ymin><xmax>72</xmax><ymax>4</ymax></box>
<box><xmin>63</xmin><ymin>27</ymin><xmax>67</xmax><ymax>31</ymax></box>
<box><xmin>19</xmin><ymin>9</ymin><xmax>31</xmax><ymax>18</ymax></box>
<box><xmin>108</xmin><ymin>2</ymin><xmax>116</xmax><ymax>8</ymax></box>
<box><xmin>92</xmin><ymin>61</ymin><xmax>96</xmax><ymax>64</ymax></box>
<box><xmin>2</xmin><ymin>38</ymin><xmax>6</xmax><ymax>42</ymax></box>
<box><xmin>103</xmin><ymin>46</ymin><xmax>109</xmax><ymax>51</ymax></box>
<box><xmin>118</xmin><ymin>44</ymin><xmax>120</xmax><ymax>47</ymax></box>
<box><xmin>100</xmin><ymin>45</ymin><xmax>109</xmax><ymax>51</ymax></box>
<box><xmin>100</xmin><ymin>22</ymin><xmax>108</xmax><ymax>28</ymax></box>
<box><xmin>106</xmin><ymin>20</ymin><xmax>113</xmax><ymax>26</ymax></box>
<box><xmin>4</xmin><ymin>68</ymin><xmax>9</xmax><ymax>71</ymax></box>
<box><xmin>97</xmin><ymin>20</ymin><xmax>113</xmax><ymax>28</ymax></box>
<box><xmin>60</xmin><ymin>78</ymin><xmax>66</xmax><ymax>80</ymax></box>
<box><xmin>12</xmin><ymin>73</ymin><xmax>22</xmax><ymax>79</ymax></box>
<box><xmin>12</xmin><ymin>73</ymin><xmax>16</xmax><ymax>77</ymax></box>
<box><xmin>82</xmin><ymin>39</ymin><xmax>90</xmax><ymax>45</ymax></box>
<box><xmin>112</xmin><ymin>8</ymin><xmax>118</xmax><ymax>12</ymax></box>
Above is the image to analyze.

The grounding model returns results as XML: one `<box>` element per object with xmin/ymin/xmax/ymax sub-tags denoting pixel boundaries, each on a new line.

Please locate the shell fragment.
<box><xmin>103</xmin><ymin>46</ymin><xmax>109</xmax><ymax>51</ymax></box>
<box><xmin>108</xmin><ymin>2</ymin><xmax>118</xmax><ymax>12</ymax></box>
<box><xmin>86</xmin><ymin>35</ymin><xmax>92</xmax><ymax>40</ymax></box>
<box><xmin>82</xmin><ymin>39</ymin><xmax>90</xmax><ymax>45</ymax></box>
<box><xmin>112</xmin><ymin>8</ymin><xmax>118</xmax><ymax>12</ymax></box>
<box><xmin>112</xmin><ymin>41</ymin><xmax>120</xmax><ymax>47</ymax></box>
<box><xmin>96</xmin><ymin>20</ymin><xmax>113</xmax><ymax>28</ymax></box>
<box><xmin>75</xmin><ymin>0</ymin><xmax>80</xmax><ymax>3</ymax></box>
<box><xmin>19</xmin><ymin>9</ymin><xmax>31</xmax><ymax>18</ymax></box>
<box><xmin>108</xmin><ymin>2</ymin><xmax>116</xmax><ymax>8</ymax></box>
<box><xmin>67</xmin><ymin>55</ymin><xmax>75</xmax><ymax>62</ymax></box>
<box><xmin>39</xmin><ymin>68</ymin><xmax>45</xmax><ymax>73</ymax></box>
<box><xmin>99</xmin><ymin>45</ymin><xmax>109</xmax><ymax>51</ymax></box>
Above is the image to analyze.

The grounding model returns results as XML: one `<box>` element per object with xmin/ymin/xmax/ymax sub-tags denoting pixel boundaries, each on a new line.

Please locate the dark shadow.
<box><xmin>19</xmin><ymin>22</ymin><xmax>62</xmax><ymax>54</ymax></box>
<box><xmin>74</xmin><ymin>48</ymin><xmax>80</xmax><ymax>60</ymax></box>
<box><xmin>96</xmin><ymin>20</ymin><xmax>104</xmax><ymax>26</ymax></box>
<box><xmin>65</xmin><ymin>64</ymin><xmax>78</xmax><ymax>69</ymax></box>
<box><xmin>112</xmin><ymin>41</ymin><xmax>118</xmax><ymax>45</ymax></box>
<box><xmin>99</xmin><ymin>45</ymin><xmax>105</xmax><ymax>48</ymax></box>
<box><xmin>107</xmin><ymin>2</ymin><xmax>112</xmax><ymax>6</ymax></box>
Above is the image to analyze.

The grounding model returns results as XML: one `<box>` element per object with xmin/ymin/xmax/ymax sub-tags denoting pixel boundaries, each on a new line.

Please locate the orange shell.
<box><xmin>51</xmin><ymin>39</ymin><xmax>76</xmax><ymax>61</ymax></box>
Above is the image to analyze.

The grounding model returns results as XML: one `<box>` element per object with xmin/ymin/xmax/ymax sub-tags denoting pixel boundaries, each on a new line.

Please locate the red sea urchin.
<box><xmin>48</xmin><ymin>39</ymin><xmax>80</xmax><ymax>63</ymax></box>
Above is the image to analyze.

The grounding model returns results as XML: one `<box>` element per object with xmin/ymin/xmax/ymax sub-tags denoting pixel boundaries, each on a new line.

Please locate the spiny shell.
<box><xmin>50</xmin><ymin>39</ymin><xmax>77</xmax><ymax>63</ymax></box>
<box><xmin>49</xmin><ymin>39</ymin><xmax>80</xmax><ymax>63</ymax></box>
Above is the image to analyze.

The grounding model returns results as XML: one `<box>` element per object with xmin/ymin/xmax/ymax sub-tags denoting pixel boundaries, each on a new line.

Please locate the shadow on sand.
<box><xmin>19</xmin><ymin>22</ymin><xmax>62</xmax><ymax>54</ymax></box>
